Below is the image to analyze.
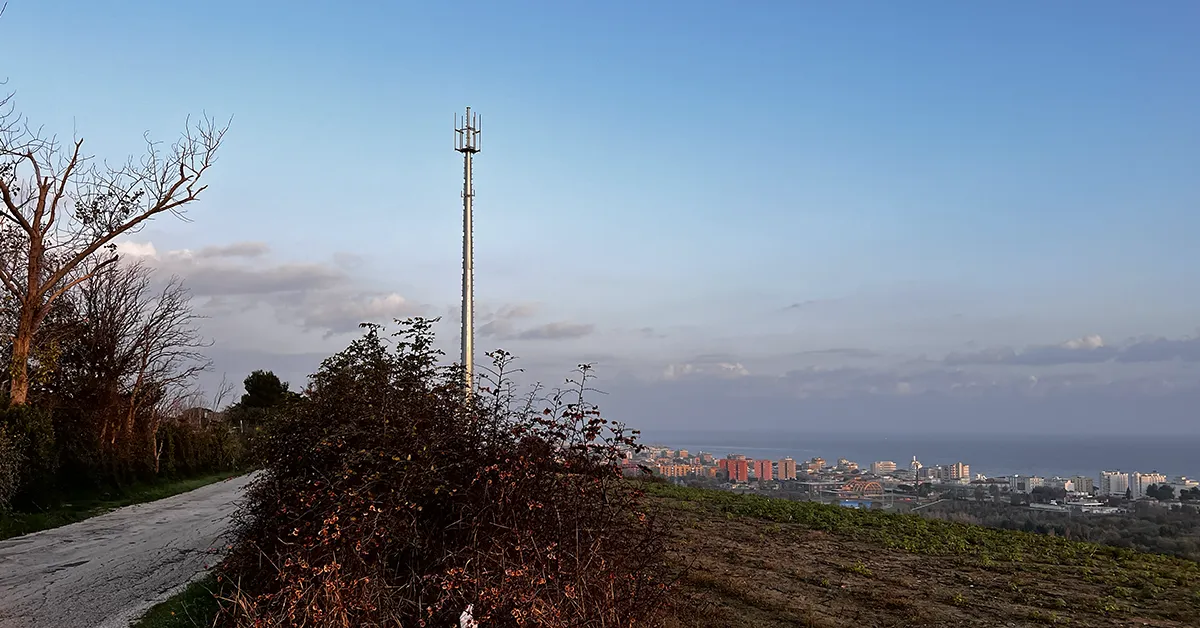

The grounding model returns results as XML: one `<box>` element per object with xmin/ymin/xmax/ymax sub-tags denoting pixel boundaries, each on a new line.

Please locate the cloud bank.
<box><xmin>113</xmin><ymin>241</ymin><xmax>1200</xmax><ymax>435</ymax></box>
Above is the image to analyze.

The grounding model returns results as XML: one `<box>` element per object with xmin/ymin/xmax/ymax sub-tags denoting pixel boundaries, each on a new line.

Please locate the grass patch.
<box><xmin>132</xmin><ymin>575</ymin><xmax>224</xmax><ymax>628</ymax></box>
<box><xmin>843</xmin><ymin>560</ymin><xmax>873</xmax><ymax>578</ymax></box>
<box><xmin>0</xmin><ymin>471</ymin><xmax>246</xmax><ymax>541</ymax></box>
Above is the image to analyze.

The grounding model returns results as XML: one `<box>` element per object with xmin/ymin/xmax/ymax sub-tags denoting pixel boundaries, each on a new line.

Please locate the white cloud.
<box><xmin>115</xmin><ymin>241</ymin><xmax>159</xmax><ymax>258</ymax></box>
<box><xmin>301</xmin><ymin>292</ymin><xmax>419</xmax><ymax>337</ymax></box>
<box><xmin>114</xmin><ymin>239</ymin><xmax>420</xmax><ymax>340</ymax></box>
<box><xmin>1061</xmin><ymin>335</ymin><xmax>1104</xmax><ymax>350</ymax></box>
<box><xmin>663</xmin><ymin>360</ymin><xmax>750</xmax><ymax>381</ymax></box>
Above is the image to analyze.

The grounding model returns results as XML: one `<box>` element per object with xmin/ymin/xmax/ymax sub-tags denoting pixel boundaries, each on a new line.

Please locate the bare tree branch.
<box><xmin>0</xmin><ymin>95</ymin><xmax>227</xmax><ymax>404</ymax></box>
<box><xmin>41</xmin><ymin>254</ymin><xmax>118</xmax><ymax>310</ymax></box>
<box><xmin>212</xmin><ymin>373</ymin><xmax>235</xmax><ymax>411</ymax></box>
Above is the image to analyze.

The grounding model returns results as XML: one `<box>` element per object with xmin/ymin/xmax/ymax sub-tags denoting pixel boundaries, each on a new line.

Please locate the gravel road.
<box><xmin>0</xmin><ymin>473</ymin><xmax>256</xmax><ymax>628</ymax></box>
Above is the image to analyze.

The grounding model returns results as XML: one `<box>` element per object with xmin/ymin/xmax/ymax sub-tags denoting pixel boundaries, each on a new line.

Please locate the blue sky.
<box><xmin>4</xmin><ymin>1</ymin><xmax>1200</xmax><ymax>433</ymax></box>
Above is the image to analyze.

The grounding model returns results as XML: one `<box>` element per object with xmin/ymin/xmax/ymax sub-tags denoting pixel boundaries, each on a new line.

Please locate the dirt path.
<box><xmin>0</xmin><ymin>473</ymin><xmax>255</xmax><ymax>628</ymax></box>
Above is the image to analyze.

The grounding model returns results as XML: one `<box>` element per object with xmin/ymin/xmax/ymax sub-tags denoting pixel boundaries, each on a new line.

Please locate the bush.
<box><xmin>218</xmin><ymin>319</ymin><xmax>671</xmax><ymax>627</ymax></box>
<box><xmin>0</xmin><ymin>428</ymin><xmax>20</xmax><ymax>512</ymax></box>
<box><xmin>0</xmin><ymin>405</ymin><xmax>58</xmax><ymax>507</ymax></box>
<box><xmin>157</xmin><ymin>420</ymin><xmax>248</xmax><ymax>478</ymax></box>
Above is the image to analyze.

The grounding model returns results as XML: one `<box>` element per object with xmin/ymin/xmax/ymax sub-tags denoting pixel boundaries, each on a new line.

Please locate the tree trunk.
<box><xmin>153</xmin><ymin>424</ymin><xmax>164</xmax><ymax>475</ymax></box>
<box><xmin>9</xmin><ymin>236</ymin><xmax>45</xmax><ymax>408</ymax></box>
<box><xmin>8</xmin><ymin>309</ymin><xmax>35</xmax><ymax>406</ymax></box>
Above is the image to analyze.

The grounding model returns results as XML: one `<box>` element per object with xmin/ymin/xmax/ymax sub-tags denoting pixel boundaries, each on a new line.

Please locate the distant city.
<box><xmin>623</xmin><ymin>444</ymin><xmax>1200</xmax><ymax>514</ymax></box>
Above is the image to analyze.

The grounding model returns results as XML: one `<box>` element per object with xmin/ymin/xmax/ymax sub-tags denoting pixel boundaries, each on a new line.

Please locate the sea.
<box><xmin>638</xmin><ymin>430</ymin><xmax>1200</xmax><ymax>480</ymax></box>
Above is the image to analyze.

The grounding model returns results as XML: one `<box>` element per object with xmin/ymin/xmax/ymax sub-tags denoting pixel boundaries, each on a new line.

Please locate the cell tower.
<box><xmin>455</xmin><ymin>107</ymin><xmax>481</xmax><ymax>392</ymax></box>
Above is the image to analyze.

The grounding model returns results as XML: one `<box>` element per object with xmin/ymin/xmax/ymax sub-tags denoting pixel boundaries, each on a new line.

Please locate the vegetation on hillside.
<box><xmin>0</xmin><ymin>260</ymin><xmax>249</xmax><ymax>514</ymax></box>
<box><xmin>653</xmin><ymin>483</ymin><xmax>1200</xmax><ymax>627</ymax></box>
<box><xmin>918</xmin><ymin>496</ymin><xmax>1200</xmax><ymax>562</ymax></box>
<box><xmin>140</xmin><ymin>478</ymin><xmax>1200</xmax><ymax>627</ymax></box>
<box><xmin>1</xmin><ymin>92</ymin><xmax>244</xmax><ymax>517</ymax></box>
<box><xmin>215</xmin><ymin>319</ymin><xmax>673</xmax><ymax>627</ymax></box>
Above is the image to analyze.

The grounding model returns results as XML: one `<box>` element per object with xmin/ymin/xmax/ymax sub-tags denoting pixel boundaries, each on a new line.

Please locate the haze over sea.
<box><xmin>641</xmin><ymin>430</ymin><xmax>1200</xmax><ymax>481</ymax></box>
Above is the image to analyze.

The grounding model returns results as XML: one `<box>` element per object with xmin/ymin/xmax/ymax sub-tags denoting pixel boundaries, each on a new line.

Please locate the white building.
<box><xmin>870</xmin><ymin>461</ymin><xmax>897</xmax><ymax>475</ymax></box>
<box><xmin>949</xmin><ymin>462</ymin><xmax>970</xmax><ymax>483</ymax></box>
<box><xmin>1131</xmin><ymin>472</ymin><xmax>1168</xmax><ymax>499</ymax></box>
<box><xmin>1047</xmin><ymin>477</ymin><xmax>1076</xmax><ymax>492</ymax></box>
<box><xmin>1100</xmin><ymin>470</ymin><xmax>1130</xmax><ymax>497</ymax></box>
<box><xmin>1070</xmin><ymin>476</ymin><xmax>1095</xmax><ymax>494</ymax></box>
<box><xmin>1009</xmin><ymin>475</ymin><xmax>1045</xmax><ymax>494</ymax></box>
<box><xmin>1171</xmin><ymin>477</ymin><xmax>1199</xmax><ymax>493</ymax></box>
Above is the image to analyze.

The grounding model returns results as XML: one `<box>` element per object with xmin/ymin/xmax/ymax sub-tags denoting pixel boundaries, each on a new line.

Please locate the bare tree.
<box><xmin>62</xmin><ymin>262</ymin><xmax>211</xmax><ymax>456</ymax></box>
<box><xmin>0</xmin><ymin>100</ymin><xmax>226</xmax><ymax>405</ymax></box>
<box><xmin>211</xmin><ymin>372</ymin><xmax>236</xmax><ymax>411</ymax></box>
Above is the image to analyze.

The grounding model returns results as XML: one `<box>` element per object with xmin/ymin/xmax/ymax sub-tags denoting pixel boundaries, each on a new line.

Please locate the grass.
<box><xmin>644</xmin><ymin>482</ymin><xmax>1200</xmax><ymax>589</ymax></box>
<box><xmin>653</xmin><ymin>483</ymin><xmax>1200</xmax><ymax>626</ymax></box>
<box><xmin>0</xmin><ymin>470</ymin><xmax>246</xmax><ymax>541</ymax></box>
<box><xmin>133</xmin><ymin>575</ymin><xmax>226</xmax><ymax>628</ymax></box>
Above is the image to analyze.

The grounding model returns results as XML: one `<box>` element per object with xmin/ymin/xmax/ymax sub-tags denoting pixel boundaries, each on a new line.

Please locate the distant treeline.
<box><xmin>918</xmin><ymin>498</ymin><xmax>1200</xmax><ymax>562</ymax></box>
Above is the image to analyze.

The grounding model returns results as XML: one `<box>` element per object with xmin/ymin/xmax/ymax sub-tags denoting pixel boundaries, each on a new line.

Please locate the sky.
<box><xmin>3</xmin><ymin>1</ymin><xmax>1199</xmax><ymax>434</ymax></box>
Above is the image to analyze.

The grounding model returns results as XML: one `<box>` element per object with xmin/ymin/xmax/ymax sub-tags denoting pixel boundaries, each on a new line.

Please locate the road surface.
<box><xmin>0</xmin><ymin>473</ymin><xmax>256</xmax><ymax>628</ymax></box>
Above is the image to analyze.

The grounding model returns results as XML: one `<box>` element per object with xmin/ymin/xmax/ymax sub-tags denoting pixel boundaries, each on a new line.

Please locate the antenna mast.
<box><xmin>455</xmin><ymin>107</ymin><xmax>481</xmax><ymax>393</ymax></box>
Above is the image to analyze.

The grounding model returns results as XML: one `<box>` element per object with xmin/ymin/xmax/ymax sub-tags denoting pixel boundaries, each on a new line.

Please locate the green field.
<box><xmin>651</xmin><ymin>483</ymin><xmax>1200</xmax><ymax>626</ymax></box>
<box><xmin>649</xmin><ymin>483</ymin><xmax>1200</xmax><ymax>588</ymax></box>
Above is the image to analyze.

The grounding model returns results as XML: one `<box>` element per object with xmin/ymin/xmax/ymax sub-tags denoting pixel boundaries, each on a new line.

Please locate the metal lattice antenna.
<box><xmin>455</xmin><ymin>107</ymin><xmax>481</xmax><ymax>394</ymax></box>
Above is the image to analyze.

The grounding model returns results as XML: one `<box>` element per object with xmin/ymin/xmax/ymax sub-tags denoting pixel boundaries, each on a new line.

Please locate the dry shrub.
<box><xmin>218</xmin><ymin>318</ymin><xmax>671</xmax><ymax>626</ymax></box>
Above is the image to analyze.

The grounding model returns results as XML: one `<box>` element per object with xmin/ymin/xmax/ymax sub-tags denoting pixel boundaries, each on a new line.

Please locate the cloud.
<box><xmin>945</xmin><ymin>335</ymin><xmax>1117</xmax><ymax>366</ymax></box>
<box><xmin>114</xmin><ymin>239</ymin><xmax>421</xmax><ymax>339</ymax></box>
<box><xmin>179</xmin><ymin>263</ymin><xmax>345</xmax><ymax>296</ymax></box>
<box><xmin>774</xmin><ymin>365</ymin><xmax>979</xmax><ymax>398</ymax></box>
<box><xmin>196</xmin><ymin>242</ymin><xmax>270</xmax><ymax>259</ymax></box>
<box><xmin>474</xmin><ymin>303</ymin><xmax>543</xmax><ymax>339</ymax></box>
<box><xmin>298</xmin><ymin>293</ymin><xmax>421</xmax><ymax>337</ymax></box>
<box><xmin>793</xmin><ymin>348</ymin><xmax>882</xmax><ymax>359</ymax></box>
<box><xmin>496</xmin><ymin>303</ymin><xmax>538</xmax><ymax>320</ymax></box>
<box><xmin>663</xmin><ymin>354</ymin><xmax>751</xmax><ymax>381</ymax></box>
<box><xmin>783</xmin><ymin>298</ymin><xmax>841</xmax><ymax>312</ymax></box>
<box><xmin>478</xmin><ymin>319</ymin><xmax>514</xmax><ymax>339</ymax></box>
<box><xmin>601</xmin><ymin>374</ymin><xmax>1200</xmax><ymax>435</ymax></box>
<box><xmin>115</xmin><ymin>241</ymin><xmax>159</xmax><ymax>258</ymax></box>
<box><xmin>516</xmin><ymin>322</ymin><xmax>595</xmax><ymax>341</ymax></box>
<box><xmin>117</xmin><ymin>240</ymin><xmax>342</xmax><ymax>295</ymax></box>
<box><xmin>1115</xmin><ymin>336</ymin><xmax>1200</xmax><ymax>363</ymax></box>
<box><xmin>1062</xmin><ymin>335</ymin><xmax>1104</xmax><ymax>350</ymax></box>
<box><xmin>638</xmin><ymin>351</ymin><xmax>1200</xmax><ymax>413</ymax></box>
<box><xmin>942</xmin><ymin>333</ymin><xmax>1200</xmax><ymax>366</ymax></box>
